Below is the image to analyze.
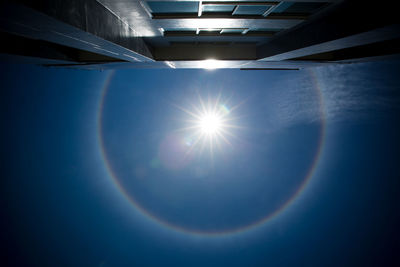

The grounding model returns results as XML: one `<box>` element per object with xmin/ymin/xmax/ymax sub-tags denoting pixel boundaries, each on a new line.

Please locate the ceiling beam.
<box><xmin>0</xmin><ymin>0</ymin><xmax>154</xmax><ymax>61</ymax></box>
<box><xmin>257</xmin><ymin>0</ymin><xmax>400</xmax><ymax>60</ymax></box>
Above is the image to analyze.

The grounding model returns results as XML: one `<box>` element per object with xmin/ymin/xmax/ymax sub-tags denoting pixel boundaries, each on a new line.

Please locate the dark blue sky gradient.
<box><xmin>1</xmin><ymin>61</ymin><xmax>400</xmax><ymax>266</ymax></box>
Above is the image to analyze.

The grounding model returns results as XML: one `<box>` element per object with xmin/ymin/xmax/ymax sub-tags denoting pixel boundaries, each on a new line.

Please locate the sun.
<box><xmin>198</xmin><ymin>113</ymin><xmax>222</xmax><ymax>135</ymax></box>
<box><xmin>173</xmin><ymin>92</ymin><xmax>243</xmax><ymax>157</ymax></box>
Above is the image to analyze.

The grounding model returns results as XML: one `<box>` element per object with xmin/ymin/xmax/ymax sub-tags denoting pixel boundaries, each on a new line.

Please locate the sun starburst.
<box><xmin>198</xmin><ymin>113</ymin><xmax>222</xmax><ymax>135</ymax></box>
<box><xmin>173</xmin><ymin>92</ymin><xmax>243</xmax><ymax>159</ymax></box>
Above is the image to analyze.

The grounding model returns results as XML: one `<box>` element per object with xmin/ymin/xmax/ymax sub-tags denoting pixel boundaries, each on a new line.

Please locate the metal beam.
<box><xmin>151</xmin><ymin>18</ymin><xmax>301</xmax><ymax>30</ymax></box>
<box><xmin>202</xmin><ymin>1</ymin><xmax>278</xmax><ymax>6</ymax></box>
<box><xmin>257</xmin><ymin>0</ymin><xmax>400</xmax><ymax>60</ymax></box>
<box><xmin>259</xmin><ymin>25</ymin><xmax>400</xmax><ymax>61</ymax></box>
<box><xmin>0</xmin><ymin>0</ymin><xmax>153</xmax><ymax>61</ymax></box>
<box><xmin>240</xmin><ymin>68</ymin><xmax>299</xmax><ymax>70</ymax></box>
<box><xmin>163</xmin><ymin>30</ymin><xmax>274</xmax><ymax>36</ymax></box>
<box><xmin>145</xmin><ymin>0</ymin><xmax>338</xmax><ymax>2</ymax></box>
<box><xmin>46</xmin><ymin>59</ymin><xmax>335</xmax><ymax>70</ymax></box>
<box><xmin>152</xmin><ymin>13</ymin><xmax>307</xmax><ymax>19</ymax></box>
<box><xmin>198</xmin><ymin>0</ymin><xmax>203</xmax><ymax>16</ymax></box>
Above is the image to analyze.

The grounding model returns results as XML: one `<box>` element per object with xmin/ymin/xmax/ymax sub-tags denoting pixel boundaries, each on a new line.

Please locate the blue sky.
<box><xmin>1</xmin><ymin>61</ymin><xmax>400</xmax><ymax>266</ymax></box>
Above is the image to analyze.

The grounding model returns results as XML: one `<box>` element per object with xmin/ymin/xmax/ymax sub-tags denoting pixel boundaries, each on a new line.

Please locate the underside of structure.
<box><xmin>1</xmin><ymin>0</ymin><xmax>399</xmax><ymax>69</ymax></box>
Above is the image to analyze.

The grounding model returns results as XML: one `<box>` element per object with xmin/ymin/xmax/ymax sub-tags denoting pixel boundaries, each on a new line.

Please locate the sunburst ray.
<box><xmin>173</xmin><ymin>92</ymin><xmax>242</xmax><ymax>159</ymax></box>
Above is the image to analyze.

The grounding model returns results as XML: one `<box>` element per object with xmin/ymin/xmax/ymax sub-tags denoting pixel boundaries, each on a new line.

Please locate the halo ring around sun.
<box><xmin>96</xmin><ymin>70</ymin><xmax>326</xmax><ymax>238</ymax></box>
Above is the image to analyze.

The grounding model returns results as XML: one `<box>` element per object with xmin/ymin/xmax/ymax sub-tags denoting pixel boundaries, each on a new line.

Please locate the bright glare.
<box><xmin>174</xmin><ymin>93</ymin><xmax>242</xmax><ymax>157</ymax></box>
<box><xmin>201</xmin><ymin>59</ymin><xmax>225</xmax><ymax>70</ymax></box>
<box><xmin>199</xmin><ymin>113</ymin><xmax>222</xmax><ymax>134</ymax></box>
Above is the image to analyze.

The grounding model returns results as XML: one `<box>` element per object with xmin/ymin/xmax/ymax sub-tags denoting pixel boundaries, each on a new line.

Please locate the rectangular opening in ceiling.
<box><xmin>202</xmin><ymin>4</ymin><xmax>236</xmax><ymax>13</ymax></box>
<box><xmin>233</xmin><ymin>5</ymin><xmax>272</xmax><ymax>15</ymax></box>
<box><xmin>146</xmin><ymin>1</ymin><xmax>198</xmax><ymax>14</ymax></box>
